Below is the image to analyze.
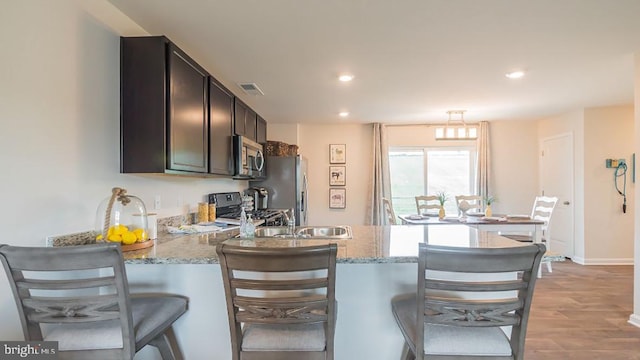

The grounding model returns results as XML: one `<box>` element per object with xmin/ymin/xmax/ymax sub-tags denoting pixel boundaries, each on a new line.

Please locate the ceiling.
<box><xmin>108</xmin><ymin>0</ymin><xmax>640</xmax><ymax>124</ymax></box>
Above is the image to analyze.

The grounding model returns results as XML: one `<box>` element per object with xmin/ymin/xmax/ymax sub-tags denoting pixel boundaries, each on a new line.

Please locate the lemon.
<box><xmin>108</xmin><ymin>234</ymin><xmax>122</xmax><ymax>242</ymax></box>
<box><xmin>122</xmin><ymin>231</ymin><xmax>137</xmax><ymax>245</ymax></box>
<box><xmin>96</xmin><ymin>234</ymin><xmax>104</xmax><ymax>240</ymax></box>
<box><xmin>113</xmin><ymin>225</ymin><xmax>128</xmax><ymax>235</ymax></box>
<box><xmin>107</xmin><ymin>227</ymin><xmax>114</xmax><ymax>237</ymax></box>
<box><xmin>133</xmin><ymin>228</ymin><xmax>147</xmax><ymax>242</ymax></box>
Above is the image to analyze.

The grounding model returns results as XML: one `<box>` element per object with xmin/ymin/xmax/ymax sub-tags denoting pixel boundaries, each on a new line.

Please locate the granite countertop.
<box><xmin>48</xmin><ymin>224</ymin><xmax>546</xmax><ymax>265</ymax></box>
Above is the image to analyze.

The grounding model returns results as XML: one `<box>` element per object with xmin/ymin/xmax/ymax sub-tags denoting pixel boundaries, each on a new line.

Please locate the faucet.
<box><xmin>284</xmin><ymin>208</ymin><xmax>296</xmax><ymax>235</ymax></box>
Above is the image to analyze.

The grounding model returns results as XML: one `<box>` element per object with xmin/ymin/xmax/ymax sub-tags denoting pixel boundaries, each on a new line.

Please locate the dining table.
<box><xmin>398</xmin><ymin>213</ymin><xmax>544</xmax><ymax>242</ymax></box>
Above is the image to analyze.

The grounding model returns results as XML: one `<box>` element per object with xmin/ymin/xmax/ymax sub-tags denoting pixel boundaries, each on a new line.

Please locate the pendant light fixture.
<box><xmin>435</xmin><ymin>110</ymin><xmax>477</xmax><ymax>140</ymax></box>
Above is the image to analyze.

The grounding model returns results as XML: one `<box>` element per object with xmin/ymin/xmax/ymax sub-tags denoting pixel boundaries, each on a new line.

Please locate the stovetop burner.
<box><xmin>208</xmin><ymin>192</ymin><xmax>287</xmax><ymax>224</ymax></box>
<box><xmin>222</xmin><ymin>208</ymin><xmax>284</xmax><ymax>221</ymax></box>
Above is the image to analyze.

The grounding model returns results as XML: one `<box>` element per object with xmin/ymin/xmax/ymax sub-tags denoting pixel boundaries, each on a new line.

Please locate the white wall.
<box><xmin>584</xmin><ymin>105</ymin><xmax>635</xmax><ymax>263</ymax></box>
<box><xmin>0</xmin><ymin>0</ymin><xmax>247</xmax><ymax>340</ymax></box>
<box><xmin>299</xmin><ymin>124</ymin><xmax>373</xmax><ymax>225</ymax></box>
<box><xmin>267</xmin><ymin>123</ymin><xmax>300</xmax><ymax>145</ymax></box>
<box><xmin>489</xmin><ymin>120</ymin><xmax>540</xmax><ymax>214</ymax></box>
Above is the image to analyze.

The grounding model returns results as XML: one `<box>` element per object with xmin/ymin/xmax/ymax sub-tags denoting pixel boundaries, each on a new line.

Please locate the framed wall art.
<box><xmin>329</xmin><ymin>188</ymin><xmax>346</xmax><ymax>209</ymax></box>
<box><xmin>329</xmin><ymin>166</ymin><xmax>346</xmax><ymax>186</ymax></box>
<box><xmin>329</xmin><ymin>144</ymin><xmax>346</xmax><ymax>164</ymax></box>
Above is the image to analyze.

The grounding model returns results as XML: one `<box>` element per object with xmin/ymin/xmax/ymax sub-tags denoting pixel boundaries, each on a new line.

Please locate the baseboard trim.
<box><xmin>628</xmin><ymin>314</ymin><xmax>640</xmax><ymax>328</ymax></box>
<box><xmin>571</xmin><ymin>256</ymin><xmax>633</xmax><ymax>265</ymax></box>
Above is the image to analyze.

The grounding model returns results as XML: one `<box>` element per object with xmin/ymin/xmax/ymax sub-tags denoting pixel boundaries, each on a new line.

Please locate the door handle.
<box><xmin>563</xmin><ymin>201</ymin><xmax>570</xmax><ymax>205</ymax></box>
<box><xmin>255</xmin><ymin>150</ymin><xmax>264</xmax><ymax>171</ymax></box>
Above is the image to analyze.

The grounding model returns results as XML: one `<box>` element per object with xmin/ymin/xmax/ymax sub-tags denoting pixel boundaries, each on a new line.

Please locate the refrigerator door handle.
<box><xmin>302</xmin><ymin>173</ymin><xmax>308</xmax><ymax>223</ymax></box>
<box><xmin>303</xmin><ymin>173</ymin><xmax>308</xmax><ymax>193</ymax></box>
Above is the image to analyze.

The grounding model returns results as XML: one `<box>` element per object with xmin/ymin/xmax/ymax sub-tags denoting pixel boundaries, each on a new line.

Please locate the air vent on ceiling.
<box><xmin>237</xmin><ymin>83</ymin><xmax>265</xmax><ymax>96</ymax></box>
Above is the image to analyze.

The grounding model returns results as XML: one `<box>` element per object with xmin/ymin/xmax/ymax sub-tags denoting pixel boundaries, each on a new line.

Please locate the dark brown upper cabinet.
<box><xmin>234</xmin><ymin>98</ymin><xmax>257</xmax><ymax>141</ymax></box>
<box><xmin>256</xmin><ymin>115</ymin><xmax>267</xmax><ymax>145</ymax></box>
<box><xmin>121</xmin><ymin>36</ymin><xmax>208</xmax><ymax>174</ymax></box>
<box><xmin>208</xmin><ymin>77</ymin><xmax>234</xmax><ymax>176</ymax></box>
<box><xmin>168</xmin><ymin>44</ymin><xmax>208</xmax><ymax>172</ymax></box>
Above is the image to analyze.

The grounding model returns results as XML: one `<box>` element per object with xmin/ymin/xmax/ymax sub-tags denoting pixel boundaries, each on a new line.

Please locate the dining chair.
<box><xmin>414</xmin><ymin>195</ymin><xmax>440</xmax><ymax>216</ymax></box>
<box><xmin>530</xmin><ymin>196</ymin><xmax>558</xmax><ymax>243</ymax></box>
<box><xmin>217</xmin><ymin>242</ymin><xmax>338</xmax><ymax>360</ymax></box>
<box><xmin>455</xmin><ymin>195</ymin><xmax>483</xmax><ymax>216</ymax></box>
<box><xmin>391</xmin><ymin>242</ymin><xmax>546</xmax><ymax>360</ymax></box>
<box><xmin>501</xmin><ymin>195</ymin><xmax>558</xmax><ymax>274</ymax></box>
<box><xmin>383</xmin><ymin>197</ymin><xmax>398</xmax><ymax>225</ymax></box>
<box><xmin>0</xmin><ymin>243</ymin><xmax>188</xmax><ymax>360</ymax></box>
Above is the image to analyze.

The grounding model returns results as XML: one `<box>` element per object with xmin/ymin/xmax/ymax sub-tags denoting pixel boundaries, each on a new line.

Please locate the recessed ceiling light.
<box><xmin>338</xmin><ymin>74</ymin><xmax>354</xmax><ymax>82</ymax></box>
<box><xmin>505</xmin><ymin>71</ymin><xmax>525</xmax><ymax>79</ymax></box>
<box><xmin>339</xmin><ymin>111</ymin><xmax>350</xmax><ymax>117</ymax></box>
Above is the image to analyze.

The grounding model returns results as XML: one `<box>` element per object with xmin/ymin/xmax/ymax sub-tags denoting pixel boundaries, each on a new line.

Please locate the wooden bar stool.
<box><xmin>217</xmin><ymin>243</ymin><xmax>337</xmax><ymax>360</ymax></box>
<box><xmin>391</xmin><ymin>243</ymin><xmax>545</xmax><ymax>359</ymax></box>
<box><xmin>0</xmin><ymin>243</ymin><xmax>188</xmax><ymax>360</ymax></box>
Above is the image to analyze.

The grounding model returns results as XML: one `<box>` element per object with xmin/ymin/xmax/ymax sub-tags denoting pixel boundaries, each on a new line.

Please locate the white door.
<box><xmin>541</xmin><ymin>133</ymin><xmax>574</xmax><ymax>258</ymax></box>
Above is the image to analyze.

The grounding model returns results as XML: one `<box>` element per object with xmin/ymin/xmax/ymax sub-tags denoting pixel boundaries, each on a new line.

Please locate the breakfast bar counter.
<box><xmin>48</xmin><ymin>225</ymin><xmax>545</xmax><ymax>360</ymax></box>
<box><xmin>52</xmin><ymin>224</ymin><xmax>530</xmax><ymax>264</ymax></box>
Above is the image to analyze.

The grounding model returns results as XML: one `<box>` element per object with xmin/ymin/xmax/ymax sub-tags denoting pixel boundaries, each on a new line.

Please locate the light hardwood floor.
<box><xmin>526</xmin><ymin>261</ymin><xmax>640</xmax><ymax>359</ymax></box>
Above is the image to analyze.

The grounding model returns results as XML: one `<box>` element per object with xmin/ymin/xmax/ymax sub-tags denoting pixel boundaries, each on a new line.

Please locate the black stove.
<box><xmin>208</xmin><ymin>192</ymin><xmax>287</xmax><ymax>226</ymax></box>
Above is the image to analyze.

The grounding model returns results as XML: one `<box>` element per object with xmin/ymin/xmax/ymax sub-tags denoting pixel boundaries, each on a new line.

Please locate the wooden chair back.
<box><xmin>415</xmin><ymin>243</ymin><xmax>546</xmax><ymax>359</ymax></box>
<box><xmin>0</xmin><ymin>243</ymin><xmax>136</xmax><ymax>359</ymax></box>
<box><xmin>414</xmin><ymin>195</ymin><xmax>440</xmax><ymax>215</ymax></box>
<box><xmin>530</xmin><ymin>196</ymin><xmax>558</xmax><ymax>240</ymax></box>
<box><xmin>455</xmin><ymin>195</ymin><xmax>483</xmax><ymax>216</ymax></box>
<box><xmin>217</xmin><ymin>243</ymin><xmax>338</xmax><ymax>360</ymax></box>
<box><xmin>383</xmin><ymin>197</ymin><xmax>398</xmax><ymax>225</ymax></box>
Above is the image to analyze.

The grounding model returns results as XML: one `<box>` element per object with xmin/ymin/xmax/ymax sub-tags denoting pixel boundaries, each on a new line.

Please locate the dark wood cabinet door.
<box><xmin>209</xmin><ymin>78</ymin><xmax>234</xmax><ymax>175</ymax></box>
<box><xmin>120</xmin><ymin>36</ymin><xmax>167</xmax><ymax>173</ymax></box>
<box><xmin>234</xmin><ymin>99</ymin><xmax>247</xmax><ymax>137</ymax></box>
<box><xmin>167</xmin><ymin>45</ymin><xmax>208</xmax><ymax>173</ymax></box>
<box><xmin>245</xmin><ymin>107</ymin><xmax>257</xmax><ymax>141</ymax></box>
<box><xmin>256</xmin><ymin>115</ymin><xmax>267</xmax><ymax>144</ymax></box>
<box><xmin>234</xmin><ymin>98</ymin><xmax>258</xmax><ymax>141</ymax></box>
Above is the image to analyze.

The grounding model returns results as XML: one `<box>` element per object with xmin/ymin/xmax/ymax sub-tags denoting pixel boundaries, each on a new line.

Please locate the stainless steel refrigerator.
<box><xmin>249</xmin><ymin>155</ymin><xmax>308</xmax><ymax>225</ymax></box>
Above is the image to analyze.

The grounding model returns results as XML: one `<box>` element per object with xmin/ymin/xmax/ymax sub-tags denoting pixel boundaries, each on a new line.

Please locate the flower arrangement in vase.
<box><xmin>484</xmin><ymin>196</ymin><xmax>496</xmax><ymax>217</ymax></box>
<box><xmin>436</xmin><ymin>192</ymin><xmax>448</xmax><ymax>219</ymax></box>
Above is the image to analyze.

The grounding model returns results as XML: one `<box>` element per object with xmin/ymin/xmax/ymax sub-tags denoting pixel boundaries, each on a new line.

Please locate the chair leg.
<box><xmin>537</xmin><ymin>260</ymin><xmax>552</xmax><ymax>278</ymax></box>
<box><xmin>401</xmin><ymin>341</ymin><xmax>416</xmax><ymax>360</ymax></box>
<box><xmin>149</xmin><ymin>333</ymin><xmax>177</xmax><ymax>360</ymax></box>
<box><xmin>537</xmin><ymin>264</ymin><xmax>542</xmax><ymax>278</ymax></box>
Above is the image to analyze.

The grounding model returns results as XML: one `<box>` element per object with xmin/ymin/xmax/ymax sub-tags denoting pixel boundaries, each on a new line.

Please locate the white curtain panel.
<box><xmin>476</xmin><ymin>121</ymin><xmax>491</xmax><ymax>201</ymax></box>
<box><xmin>367</xmin><ymin>123</ymin><xmax>392</xmax><ymax>225</ymax></box>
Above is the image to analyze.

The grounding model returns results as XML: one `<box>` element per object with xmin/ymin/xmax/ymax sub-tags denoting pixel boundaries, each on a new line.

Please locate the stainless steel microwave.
<box><xmin>233</xmin><ymin>136</ymin><xmax>265</xmax><ymax>179</ymax></box>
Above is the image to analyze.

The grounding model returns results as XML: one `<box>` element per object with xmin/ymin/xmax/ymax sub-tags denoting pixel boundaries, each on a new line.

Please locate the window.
<box><xmin>389</xmin><ymin>147</ymin><xmax>476</xmax><ymax>216</ymax></box>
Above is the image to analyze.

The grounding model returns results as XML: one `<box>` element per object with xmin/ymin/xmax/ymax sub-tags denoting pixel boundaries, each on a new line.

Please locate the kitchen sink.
<box><xmin>296</xmin><ymin>226</ymin><xmax>352</xmax><ymax>239</ymax></box>
<box><xmin>251</xmin><ymin>225</ymin><xmax>352</xmax><ymax>239</ymax></box>
<box><xmin>254</xmin><ymin>227</ymin><xmax>293</xmax><ymax>237</ymax></box>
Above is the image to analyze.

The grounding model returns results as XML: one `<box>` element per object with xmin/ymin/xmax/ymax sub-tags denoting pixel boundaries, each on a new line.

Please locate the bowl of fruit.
<box><xmin>95</xmin><ymin>187</ymin><xmax>153</xmax><ymax>251</ymax></box>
